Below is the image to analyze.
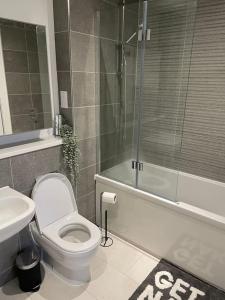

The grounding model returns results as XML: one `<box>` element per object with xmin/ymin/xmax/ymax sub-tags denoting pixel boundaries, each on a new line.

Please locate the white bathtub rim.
<box><xmin>95</xmin><ymin>174</ymin><xmax>225</xmax><ymax>232</ymax></box>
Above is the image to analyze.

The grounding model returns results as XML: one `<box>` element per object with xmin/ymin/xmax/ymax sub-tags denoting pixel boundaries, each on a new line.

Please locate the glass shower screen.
<box><xmin>137</xmin><ymin>0</ymin><xmax>197</xmax><ymax>200</ymax></box>
<box><xmin>99</xmin><ymin>0</ymin><xmax>197</xmax><ymax>201</ymax></box>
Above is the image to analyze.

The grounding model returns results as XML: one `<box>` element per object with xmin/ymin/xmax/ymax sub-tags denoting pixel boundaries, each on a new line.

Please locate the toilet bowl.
<box><xmin>31</xmin><ymin>173</ymin><xmax>101</xmax><ymax>285</ymax></box>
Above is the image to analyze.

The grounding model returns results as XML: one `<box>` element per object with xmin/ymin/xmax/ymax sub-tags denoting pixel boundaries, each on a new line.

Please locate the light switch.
<box><xmin>60</xmin><ymin>91</ymin><xmax>68</xmax><ymax>108</ymax></box>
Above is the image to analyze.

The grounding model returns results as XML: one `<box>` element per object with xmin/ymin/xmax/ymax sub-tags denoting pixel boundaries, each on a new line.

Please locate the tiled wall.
<box><xmin>53</xmin><ymin>0</ymin><xmax>225</xmax><ymax>188</ymax></box>
<box><xmin>53</xmin><ymin>0</ymin><xmax>98</xmax><ymax>223</ymax></box>
<box><xmin>0</xmin><ymin>141</ymin><xmax>99</xmax><ymax>286</ymax></box>
<box><xmin>99</xmin><ymin>1</ymin><xmax>138</xmax><ymax>171</ymax></box>
<box><xmin>140</xmin><ymin>0</ymin><xmax>225</xmax><ymax>183</ymax></box>
<box><xmin>0</xmin><ymin>146</ymin><xmax>61</xmax><ymax>286</ymax></box>
<box><xmin>180</xmin><ymin>0</ymin><xmax>225</xmax><ymax>182</ymax></box>
<box><xmin>0</xmin><ymin>19</ymin><xmax>52</xmax><ymax>133</ymax></box>
<box><xmin>140</xmin><ymin>0</ymin><xmax>195</xmax><ymax>169</ymax></box>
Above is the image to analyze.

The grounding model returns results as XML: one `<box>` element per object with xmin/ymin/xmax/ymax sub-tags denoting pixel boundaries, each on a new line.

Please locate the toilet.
<box><xmin>30</xmin><ymin>173</ymin><xmax>101</xmax><ymax>285</ymax></box>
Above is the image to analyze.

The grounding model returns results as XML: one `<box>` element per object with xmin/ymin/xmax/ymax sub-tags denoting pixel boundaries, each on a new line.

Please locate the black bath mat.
<box><xmin>129</xmin><ymin>259</ymin><xmax>225</xmax><ymax>299</ymax></box>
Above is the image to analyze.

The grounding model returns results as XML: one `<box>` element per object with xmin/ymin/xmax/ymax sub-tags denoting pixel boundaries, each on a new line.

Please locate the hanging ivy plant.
<box><xmin>60</xmin><ymin>124</ymin><xmax>80</xmax><ymax>183</ymax></box>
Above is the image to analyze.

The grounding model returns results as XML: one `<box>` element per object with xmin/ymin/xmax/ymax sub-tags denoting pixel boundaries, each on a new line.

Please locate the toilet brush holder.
<box><xmin>100</xmin><ymin>193</ymin><xmax>113</xmax><ymax>247</ymax></box>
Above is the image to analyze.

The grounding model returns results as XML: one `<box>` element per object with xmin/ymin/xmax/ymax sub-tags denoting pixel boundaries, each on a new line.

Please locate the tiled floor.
<box><xmin>0</xmin><ymin>234</ymin><xmax>159</xmax><ymax>300</ymax></box>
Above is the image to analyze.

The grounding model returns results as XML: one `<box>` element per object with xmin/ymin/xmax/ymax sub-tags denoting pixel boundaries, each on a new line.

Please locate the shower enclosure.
<box><xmin>99</xmin><ymin>0</ymin><xmax>198</xmax><ymax>201</ymax></box>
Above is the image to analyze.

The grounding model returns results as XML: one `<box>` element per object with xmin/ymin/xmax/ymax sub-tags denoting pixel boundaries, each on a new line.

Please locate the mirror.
<box><xmin>0</xmin><ymin>18</ymin><xmax>52</xmax><ymax>136</ymax></box>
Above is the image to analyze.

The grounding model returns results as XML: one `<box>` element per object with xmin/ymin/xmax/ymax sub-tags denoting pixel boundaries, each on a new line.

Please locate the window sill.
<box><xmin>0</xmin><ymin>136</ymin><xmax>62</xmax><ymax>160</ymax></box>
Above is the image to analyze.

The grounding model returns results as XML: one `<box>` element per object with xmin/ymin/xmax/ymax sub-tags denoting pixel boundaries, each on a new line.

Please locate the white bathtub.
<box><xmin>95</xmin><ymin>162</ymin><xmax>225</xmax><ymax>290</ymax></box>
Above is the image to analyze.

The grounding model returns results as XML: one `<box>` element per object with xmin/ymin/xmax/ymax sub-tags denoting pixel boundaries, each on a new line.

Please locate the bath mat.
<box><xmin>129</xmin><ymin>259</ymin><xmax>225</xmax><ymax>299</ymax></box>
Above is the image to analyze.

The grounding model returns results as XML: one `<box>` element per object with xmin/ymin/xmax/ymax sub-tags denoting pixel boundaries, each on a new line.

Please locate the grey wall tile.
<box><xmin>11</xmin><ymin>115</ymin><xmax>35</xmax><ymax>133</ymax></box>
<box><xmin>0</xmin><ymin>235</ymin><xmax>19</xmax><ymax>272</ymax></box>
<box><xmin>8</xmin><ymin>95</ymin><xmax>32</xmax><ymax>115</ymax></box>
<box><xmin>30</xmin><ymin>74</ymin><xmax>41</xmax><ymax>94</ymax></box>
<box><xmin>41</xmin><ymin>94</ymin><xmax>52</xmax><ymax>113</ymax></box>
<box><xmin>100</xmin><ymin>132</ymin><xmax>119</xmax><ymax>162</ymax></box>
<box><xmin>57</xmin><ymin>71</ymin><xmax>72</xmax><ymax>107</ymax></box>
<box><xmin>70</xmin><ymin>0</ymin><xmax>100</xmax><ymax>35</ymax></box>
<box><xmin>30</xmin><ymin>74</ymin><xmax>50</xmax><ymax>95</ymax></box>
<box><xmin>72</xmin><ymin>72</ymin><xmax>96</xmax><ymax>107</ymax></box>
<box><xmin>11</xmin><ymin>146</ymin><xmax>62</xmax><ymax>192</ymax></box>
<box><xmin>38</xmin><ymin>53</ymin><xmax>49</xmax><ymax>74</ymax></box>
<box><xmin>60</xmin><ymin>108</ymin><xmax>73</xmax><ymax>126</ymax></box>
<box><xmin>74</xmin><ymin>107</ymin><xmax>97</xmax><ymax>140</ymax></box>
<box><xmin>1</xmin><ymin>26</ymin><xmax>26</xmax><ymax>51</ymax></box>
<box><xmin>0</xmin><ymin>159</ymin><xmax>13</xmax><ymax>188</ymax></box>
<box><xmin>0</xmin><ymin>267</ymin><xmax>15</xmax><ymax>287</ymax></box>
<box><xmin>28</xmin><ymin>51</ymin><xmax>40</xmax><ymax>73</ymax></box>
<box><xmin>0</xmin><ymin>19</ymin><xmax>25</xmax><ymax>28</ymax></box>
<box><xmin>3</xmin><ymin>50</ymin><xmax>28</xmax><ymax>73</ymax></box>
<box><xmin>34</xmin><ymin>113</ymin><xmax>45</xmax><ymax>129</ymax></box>
<box><xmin>26</xmin><ymin>29</ymin><xmax>38</xmax><ymax>52</ymax></box>
<box><xmin>100</xmin><ymin>73</ymin><xmax>119</xmax><ymax>105</ymax></box>
<box><xmin>100</xmin><ymin>104</ymin><xmax>118</xmax><ymax>135</ymax></box>
<box><xmin>19</xmin><ymin>226</ymin><xmax>34</xmax><ymax>249</ymax></box>
<box><xmin>32</xmin><ymin>94</ymin><xmax>51</xmax><ymax>114</ymax></box>
<box><xmin>77</xmin><ymin>191</ymin><xmax>96</xmax><ymax>221</ymax></box>
<box><xmin>53</xmin><ymin>0</ymin><xmax>69</xmax><ymax>32</ymax></box>
<box><xmin>70</xmin><ymin>32</ymin><xmax>96</xmax><ymax>72</ymax></box>
<box><xmin>20</xmin><ymin>189</ymin><xmax>32</xmax><ymax>197</ymax></box>
<box><xmin>100</xmin><ymin>38</ymin><xmax>117</xmax><ymax>73</ymax></box>
<box><xmin>35</xmin><ymin>113</ymin><xmax>52</xmax><ymax>129</ymax></box>
<box><xmin>39</xmin><ymin>73</ymin><xmax>50</xmax><ymax>94</ymax></box>
<box><xmin>79</xmin><ymin>137</ymin><xmax>97</xmax><ymax>169</ymax></box>
<box><xmin>100</xmin><ymin>1</ymin><xmax>119</xmax><ymax>40</ymax></box>
<box><xmin>77</xmin><ymin>165</ymin><xmax>97</xmax><ymax>198</ymax></box>
<box><xmin>6</xmin><ymin>73</ymin><xmax>30</xmax><ymax>94</ymax></box>
<box><xmin>124</xmin><ymin>44</ymin><xmax>136</xmax><ymax>75</ymax></box>
<box><xmin>55</xmin><ymin>32</ymin><xmax>70</xmax><ymax>71</ymax></box>
<box><xmin>124</xmin><ymin>6</ymin><xmax>138</xmax><ymax>43</ymax></box>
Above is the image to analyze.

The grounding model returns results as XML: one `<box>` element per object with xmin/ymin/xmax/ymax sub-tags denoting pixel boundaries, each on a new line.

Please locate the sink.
<box><xmin>0</xmin><ymin>186</ymin><xmax>35</xmax><ymax>242</ymax></box>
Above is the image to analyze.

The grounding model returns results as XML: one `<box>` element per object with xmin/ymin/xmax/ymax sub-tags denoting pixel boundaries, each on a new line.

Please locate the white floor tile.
<box><xmin>71</xmin><ymin>291</ymin><xmax>97</xmax><ymax>300</ymax></box>
<box><xmin>0</xmin><ymin>235</ymin><xmax>159</xmax><ymax>300</ymax></box>
<box><xmin>90</xmin><ymin>252</ymin><xmax>106</xmax><ymax>273</ymax></box>
<box><xmin>96</xmin><ymin>235</ymin><xmax>142</xmax><ymax>274</ymax></box>
<box><xmin>37</xmin><ymin>266</ymin><xmax>90</xmax><ymax>300</ymax></box>
<box><xmin>87</xmin><ymin>263</ymin><xmax>138</xmax><ymax>300</ymax></box>
<box><xmin>127</xmin><ymin>254</ymin><xmax>159</xmax><ymax>284</ymax></box>
<box><xmin>0</xmin><ymin>279</ymin><xmax>30</xmax><ymax>300</ymax></box>
<box><xmin>28</xmin><ymin>294</ymin><xmax>46</xmax><ymax>300</ymax></box>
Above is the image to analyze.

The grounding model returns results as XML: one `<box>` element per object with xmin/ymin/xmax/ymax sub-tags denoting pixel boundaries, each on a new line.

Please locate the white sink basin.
<box><xmin>0</xmin><ymin>186</ymin><xmax>35</xmax><ymax>242</ymax></box>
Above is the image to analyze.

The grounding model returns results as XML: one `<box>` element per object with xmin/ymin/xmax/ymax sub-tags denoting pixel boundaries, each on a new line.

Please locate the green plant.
<box><xmin>60</xmin><ymin>124</ymin><xmax>80</xmax><ymax>182</ymax></box>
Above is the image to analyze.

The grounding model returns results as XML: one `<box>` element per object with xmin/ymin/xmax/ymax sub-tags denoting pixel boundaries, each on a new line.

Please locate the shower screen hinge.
<box><xmin>138</xmin><ymin>28</ymin><xmax>151</xmax><ymax>41</ymax></box>
<box><xmin>132</xmin><ymin>160</ymin><xmax>144</xmax><ymax>171</ymax></box>
<box><xmin>146</xmin><ymin>29</ymin><xmax>151</xmax><ymax>41</ymax></box>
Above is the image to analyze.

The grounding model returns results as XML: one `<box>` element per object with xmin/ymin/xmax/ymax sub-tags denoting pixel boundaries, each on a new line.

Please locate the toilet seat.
<box><xmin>32</xmin><ymin>173</ymin><xmax>77</xmax><ymax>232</ymax></box>
<box><xmin>43</xmin><ymin>212</ymin><xmax>100</xmax><ymax>254</ymax></box>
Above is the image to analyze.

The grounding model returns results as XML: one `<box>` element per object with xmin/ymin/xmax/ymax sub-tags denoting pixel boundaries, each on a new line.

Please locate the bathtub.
<box><xmin>95</xmin><ymin>161</ymin><xmax>225</xmax><ymax>290</ymax></box>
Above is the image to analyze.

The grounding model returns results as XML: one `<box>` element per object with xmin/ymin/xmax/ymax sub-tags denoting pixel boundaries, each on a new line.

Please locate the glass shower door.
<box><xmin>99</xmin><ymin>0</ymin><xmax>197</xmax><ymax>202</ymax></box>
<box><xmin>136</xmin><ymin>0</ymin><xmax>197</xmax><ymax>200</ymax></box>
<box><xmin>99</xmin><ymin>0</ymin><xmax>141</xmax><ymax>187</ymax></box>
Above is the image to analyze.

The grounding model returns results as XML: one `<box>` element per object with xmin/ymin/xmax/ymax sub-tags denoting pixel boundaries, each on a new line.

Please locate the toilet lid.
<box><xmin>32</xmin><ymin>173</ymin><xmax>78</xmax><ymax>232</ymax></box>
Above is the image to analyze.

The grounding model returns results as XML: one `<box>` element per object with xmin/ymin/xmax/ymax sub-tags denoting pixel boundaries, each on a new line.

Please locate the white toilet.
<box><xmin>30</xmin><ymin>173</ymin><xmax>101</xmax><ymax>285</ymax></box>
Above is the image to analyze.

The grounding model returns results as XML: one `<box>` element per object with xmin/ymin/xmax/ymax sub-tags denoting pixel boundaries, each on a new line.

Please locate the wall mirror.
<box><xmin>0</xmin><ymin>18</ymin><xmax>52</xmax><ymax>136</ymax></box>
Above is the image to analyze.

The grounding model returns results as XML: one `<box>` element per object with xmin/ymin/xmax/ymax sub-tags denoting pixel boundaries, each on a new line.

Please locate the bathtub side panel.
<box><xmin>96</xmin><ymin>179</ymin><xmax>225</xmax><ymax>290</ymax></box>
